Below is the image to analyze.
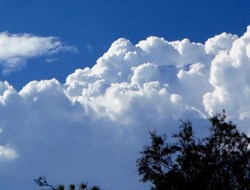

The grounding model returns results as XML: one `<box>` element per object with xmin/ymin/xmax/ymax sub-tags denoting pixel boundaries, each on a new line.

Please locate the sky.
<box><xmin>1</xmin><ymin>0</ymin><xmax>250</xmax><ymax>190</ymax></box>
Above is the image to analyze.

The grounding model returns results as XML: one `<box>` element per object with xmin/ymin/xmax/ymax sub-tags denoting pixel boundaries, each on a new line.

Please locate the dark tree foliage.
<box><xmin>34</xmin><ymin>176</ymin><xmax>100</xmax><ymax>190</ymax></box>
<box><xmin>137</xmin><ymin>111</ymin><xmax>250</xmax><ymax>190</ymax></box>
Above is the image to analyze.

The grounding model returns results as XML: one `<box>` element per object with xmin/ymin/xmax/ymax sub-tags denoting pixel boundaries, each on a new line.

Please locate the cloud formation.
<box><xmin>0</xmin><ymin>32</ymin><xmax>76</xmax><ymax>73</ymax></box>
<box><xmin>1</xmin><ymin>26</ymin><xmax>250</xmax><ymax>190</ymax></box>
<box><xmin>0</xmin><ymin>145</ymin><xmax>17</xmax><ymax>160</ymax></box>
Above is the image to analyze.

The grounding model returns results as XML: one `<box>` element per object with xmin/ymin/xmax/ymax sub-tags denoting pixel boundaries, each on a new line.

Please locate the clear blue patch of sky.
<box><xmin>0</xmin><ymin>0</ymin><xmax>250</xmax><ymax>90</ymax></box>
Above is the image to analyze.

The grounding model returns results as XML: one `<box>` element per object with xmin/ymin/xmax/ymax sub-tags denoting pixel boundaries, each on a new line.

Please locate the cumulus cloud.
<box><xmin>203</xmin><ymin>26</ymin><xmax>250</xmax><ymax>122</ymax></box>
<box><xmin>1</xmin><ymin>26</ymin><xmax>250</xmax><ymax>190</ymax></box>
<box><xmin>0</xmin><ymin>32</ymin><xmax>76</xmax><ymax>73</ymax></box>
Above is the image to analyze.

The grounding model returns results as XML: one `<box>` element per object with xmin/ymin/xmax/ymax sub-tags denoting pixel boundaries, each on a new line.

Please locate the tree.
<box><xmin>34</xmin><ymin>176</ymin><xmax>100</xmax><ymax>190</ymax></box>
<box><xmin>137</xmin><ymin>111</ymin><xmax>250</xmax><ymax>190</ymax></box>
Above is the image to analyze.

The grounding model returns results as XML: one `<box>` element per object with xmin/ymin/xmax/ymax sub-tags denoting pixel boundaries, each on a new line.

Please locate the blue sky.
<box><xmin>1</xmin><ymin>1</ymin><xmax>250</xmax><ymax>190</ymax></box>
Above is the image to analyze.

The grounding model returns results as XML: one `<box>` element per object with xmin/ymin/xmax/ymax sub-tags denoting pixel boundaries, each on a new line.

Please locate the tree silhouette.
<box><xmin>34</xmin><ymin>176</ymin><xmax>100</xmax><ymax>190</ymax></box>
<box><xmin>137</xmin><ymin>111</ymin><xmax>250</xmax><ymax>190</ymax></box>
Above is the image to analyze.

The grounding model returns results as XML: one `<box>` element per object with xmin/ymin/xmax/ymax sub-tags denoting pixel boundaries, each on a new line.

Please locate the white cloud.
<box><xmin>0</xmin><ymin>145</ymin><xmax>17</xmax><ymax>160</ymax></box>
<box><xmin>0</xmin><ymin>32</ymin><xmax>76</xmax><ymax>73</ymax></box>
<box><xmin>1</xmin><ymin>26</ymin><xmax>250</xmax><ymax>190</ymax></box>
<box><xmin>205</xmin><ymin>32</ymin><xmax>238</xmax><ymax>54</ymax></box>
<box><xmin>203</xmin><ymin>26</ymin><xmax>250</xmax><ymax>122</ymax></box>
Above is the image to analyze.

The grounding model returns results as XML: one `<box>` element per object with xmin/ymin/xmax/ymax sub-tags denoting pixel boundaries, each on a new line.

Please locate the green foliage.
<box><xmin>137</xmin><ymin>111</ymin><xmax>250</xmax><ymax>190</ymax></box>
